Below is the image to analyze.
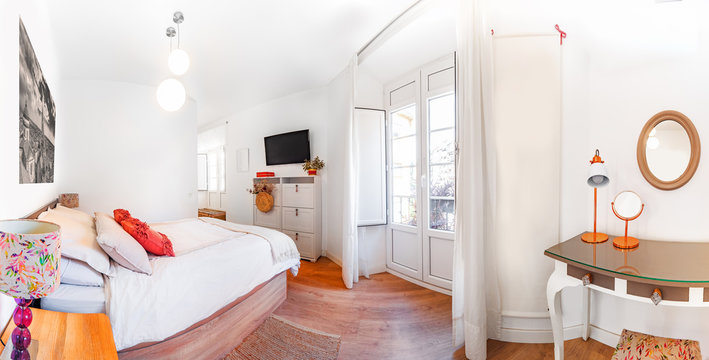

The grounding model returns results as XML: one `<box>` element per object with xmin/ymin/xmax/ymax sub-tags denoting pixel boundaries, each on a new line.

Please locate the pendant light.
<box><xmin>168</xmin><ymin>11</ymin><xmax>190</xmax><ymax>76</ymax></box>
<box><xmin>158</xmin><ymin>11</ymin><xmax>188</xmax><ymax>111</ymax></box>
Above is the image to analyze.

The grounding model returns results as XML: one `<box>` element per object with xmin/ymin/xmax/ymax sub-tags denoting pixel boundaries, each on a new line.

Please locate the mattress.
<box><xmin>41</xmin><ymin>284</ymin><xmax>106</xmax><ymax>314</ymax></box>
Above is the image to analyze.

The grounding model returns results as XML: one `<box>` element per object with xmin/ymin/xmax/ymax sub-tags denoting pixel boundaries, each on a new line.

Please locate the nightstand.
<box><xmin>0</xmin><ymin>308</ymin><xmax>118</xmax><ymax>359</ymax></box>
<box><xmin>198</xmin><ymin>208</ymin><xmax>226</xmax><ymax>221</ymax></box>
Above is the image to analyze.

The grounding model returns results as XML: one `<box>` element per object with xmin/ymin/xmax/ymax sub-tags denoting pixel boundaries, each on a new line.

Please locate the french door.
<box><xmin>385</xmin><ymin>55</ymin><xmax>455</xmax><ymax>290</ymax></box>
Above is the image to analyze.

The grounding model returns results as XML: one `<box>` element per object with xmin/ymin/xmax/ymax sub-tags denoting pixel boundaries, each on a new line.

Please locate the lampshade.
<box><xmin>0</xmin><ymin>220</ymin><xmax>61</xmax><ymax>299</ymax></box>
<box><xmin>587</xmin><ymin>162</ymin><xmax>609</xmax><ymax>188</ymax></box>
<box><xmin>168</xmin><ymin>49</ymin><xmax>190</xmax><ymax>76</ymax></box>
<box><xmin>156</xmin><ymin>78</ymin><xmax>186</xmax><ymax>112</ymax></box>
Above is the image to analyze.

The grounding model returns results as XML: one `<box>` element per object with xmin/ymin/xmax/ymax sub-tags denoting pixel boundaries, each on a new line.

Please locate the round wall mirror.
<box><xmin>612</xmin><ymin>191</ymin><xmax>643</xmax><ymax>220</ymax></box>
<box><xmin>637</xmin><ymin>110</ymin><xmax>700</xmax><ymax>190</ymax></box>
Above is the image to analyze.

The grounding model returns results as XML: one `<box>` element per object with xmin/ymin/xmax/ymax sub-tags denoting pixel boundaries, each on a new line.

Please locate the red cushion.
<box><xmin>113</xmin><ymin>209</ymin><xmax>132</xmax><ymax>224</ymax></box>
<box><xmin>119</xmin><ymin>217</ymin><xmax>175</xmax><ymax>257</ymax></box>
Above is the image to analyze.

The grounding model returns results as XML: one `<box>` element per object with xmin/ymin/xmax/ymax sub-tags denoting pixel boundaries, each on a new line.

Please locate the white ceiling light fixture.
<box><xmin>158</xmin><ymin>11</ymin><xmax>189</xmax><ymax>111</ymax></box>
<box><xmin>167</xmin><ymin>11</ymin><xmax>190</xmax><ymax>76</ymax></box>
<box><xmin>157</xmin><ymin>78</ymin><xmax>186</xmax><ymax>112</ymax></box>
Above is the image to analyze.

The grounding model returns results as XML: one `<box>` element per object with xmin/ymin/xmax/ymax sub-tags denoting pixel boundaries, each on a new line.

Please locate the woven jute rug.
<box><xmin>223</xmin><ymin>315</ymin><xmax>341</xmax><ymax>360</ymax></box>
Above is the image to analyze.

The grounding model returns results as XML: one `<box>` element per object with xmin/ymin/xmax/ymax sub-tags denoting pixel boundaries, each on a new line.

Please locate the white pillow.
<box><xmin>59</xmin><ymin>257</ymin><xmax>104</xmax><ymax>287</ymax></box>
<box><xmin>39</xmin><ymin>209</ymin><xmax>113</xmax><ymax>276</ymax></box>
<box><xmin>53</xmin><ymin>205</ymin><xmax>94</xmax><ymax>228</ymax></box>
<box><xmin>95</xmin><ymin>212</ymin><xmax>152</xmax><ymax>275</ymax></box>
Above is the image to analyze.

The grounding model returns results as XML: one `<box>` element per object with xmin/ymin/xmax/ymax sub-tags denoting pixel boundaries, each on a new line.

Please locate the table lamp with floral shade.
<box><xmin>0</xmin><ymin>220</ymin><xmax>61</xmax><ymax>360</ymax></box>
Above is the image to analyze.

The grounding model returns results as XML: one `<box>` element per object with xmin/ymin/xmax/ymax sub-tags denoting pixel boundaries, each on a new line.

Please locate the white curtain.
<box><xmin>341</xmin><ymin>55</ymin><xmax>360</xmax><ymax>289</ymax></box>
<box><xmin>452</xmin><ymin>0</ymin><xmax>501</xmax><ymax>358</ymax></box>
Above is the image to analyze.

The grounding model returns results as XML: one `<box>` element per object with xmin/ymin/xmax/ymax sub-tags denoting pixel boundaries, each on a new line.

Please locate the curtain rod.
<box><xmin>357</xmin><ymin>0</ymin><xmax>431</xmax><ymax>64</ymax></box>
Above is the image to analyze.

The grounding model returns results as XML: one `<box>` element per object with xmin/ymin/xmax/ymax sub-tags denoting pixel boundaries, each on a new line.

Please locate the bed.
<box><xmin>27</xmin><ymin>199</ymin><xmax>301</xmax><ymax>359</ymax></box>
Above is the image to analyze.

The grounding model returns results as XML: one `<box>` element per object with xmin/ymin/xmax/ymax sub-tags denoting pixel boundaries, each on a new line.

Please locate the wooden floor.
<box><xmin>274</xmin><ymin>257</ymin><xmax>615</xmax><ymax>359</ymax></box>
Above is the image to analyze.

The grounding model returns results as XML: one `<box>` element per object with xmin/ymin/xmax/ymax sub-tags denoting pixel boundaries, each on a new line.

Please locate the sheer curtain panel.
<box><xmin>452</xmin><ymin>0</ymin><xmax>501</xmax><ymax>358</ymax></box>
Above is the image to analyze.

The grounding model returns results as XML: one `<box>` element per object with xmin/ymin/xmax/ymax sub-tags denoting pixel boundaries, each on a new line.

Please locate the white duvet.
<box><xmin>106</xmin><ymin>219</ymin><xmax>300</xmax><ymax>350</ymax></box>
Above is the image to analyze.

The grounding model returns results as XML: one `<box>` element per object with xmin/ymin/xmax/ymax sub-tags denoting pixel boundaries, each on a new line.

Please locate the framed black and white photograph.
<box><xmin>19</xmin><ymin>18</ymin><xmax>56</xmax><ymax>184</ymax></box>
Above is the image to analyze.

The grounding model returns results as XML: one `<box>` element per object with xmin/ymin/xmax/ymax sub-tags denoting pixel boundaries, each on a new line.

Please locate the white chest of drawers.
<box><xmin>252</xmin><ymin>176</ymin><xmax>321</xmax><ymax>262</ymax></box>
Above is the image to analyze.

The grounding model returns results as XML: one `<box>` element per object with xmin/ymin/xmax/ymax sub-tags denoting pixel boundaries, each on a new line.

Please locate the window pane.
<box><xmin>429</xmin><ymin>128</ymin><xmax>454</xmax><ymax>164</ymax></box>
<box><xmin>392</xmin><ymin>105</ymin><xmax>416</xmax><ymax>138</ymax></box>
<box><xmin>218</xmin><ymin>148</ymin><xmax>226</xmax><ymax>192</ymax></box>
<box><xmin>430</xmin><ymin>164</ymin><xmax>454</xmax><ymax>197</ymax></box>
<box><xmin>393</xmin><ymin>196</ymin><xmax>417</xmax><ymax>226</ymax></box>
<box><xmin>391</xmin><ymin>105</ymin><xmax>417</xmax><ymax>226</ymax></box>
<box><xmin>392</xmin><ymin>137</ymin><xmax>416</xmax><ymax>167</ymax></box>
<box><xmin>429</xmin><ymin>93</ymin><xmax>455</xmax><ymax>131</ymax></box>
<box><xmin>430</xmin><ymin>199</ymin><xmax>455</xmax><ymax>231</ymax></box>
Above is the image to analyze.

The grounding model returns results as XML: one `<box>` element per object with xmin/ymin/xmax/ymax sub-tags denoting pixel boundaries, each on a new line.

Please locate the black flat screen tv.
<box><xmin>264</xmin><ymin>129</ymin><xmax>311</xmax><ymax>166</ymax></box>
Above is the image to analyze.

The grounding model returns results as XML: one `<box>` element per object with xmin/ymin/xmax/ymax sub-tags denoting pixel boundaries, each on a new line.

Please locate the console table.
<box><xmin>544</xmin><ymin>234</ymin><xmax>709</xmax><ymax>359</ymax></box>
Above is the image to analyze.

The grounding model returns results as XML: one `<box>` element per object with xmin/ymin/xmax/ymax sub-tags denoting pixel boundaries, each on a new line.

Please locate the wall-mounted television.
<box><xmin>264</xmin><ymin>129</ymin><xmax>311</xmax><ymax>165</ymax></box>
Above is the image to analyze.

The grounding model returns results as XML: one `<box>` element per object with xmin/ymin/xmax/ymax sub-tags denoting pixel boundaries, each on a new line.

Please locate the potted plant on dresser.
<box><xmin>247</xmin><ymin>180</ymin><xmax>275</xmax><ymax>213</ymax></box>
<box><xmin>302</xmin><ymin>156</ymin><xmax>325</xmax><ymax>176</ymax></box>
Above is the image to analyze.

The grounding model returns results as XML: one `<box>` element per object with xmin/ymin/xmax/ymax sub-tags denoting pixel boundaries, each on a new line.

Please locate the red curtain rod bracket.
<box><xmin>555</xmin><ymin>24</ymin><xmax>566</xmax><ymax>45</ymax></box>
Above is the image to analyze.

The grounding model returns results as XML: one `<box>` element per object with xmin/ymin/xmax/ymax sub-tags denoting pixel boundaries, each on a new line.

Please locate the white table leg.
<box><xmin>547</xmin><ymin>262</ymin><xmax>582</xmax><ymax>360</ymax></box>
<box><xmin>582</xmin><ymin>286</ymin><xmax>590</xmax><ymax>341</ymax></box>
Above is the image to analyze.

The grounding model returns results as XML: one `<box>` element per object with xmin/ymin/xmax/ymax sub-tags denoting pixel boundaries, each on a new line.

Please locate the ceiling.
<box><xmin>46</xmin><ymin>0</ymin><xmax>417</xmax><ymax>126</ymax></box>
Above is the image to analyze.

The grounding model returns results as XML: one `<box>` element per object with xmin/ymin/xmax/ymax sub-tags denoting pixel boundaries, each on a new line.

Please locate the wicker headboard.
<box><xmin>23</xmin><ymin>199</ymin><xmax>59</xmax><ymax>219</ymax></box>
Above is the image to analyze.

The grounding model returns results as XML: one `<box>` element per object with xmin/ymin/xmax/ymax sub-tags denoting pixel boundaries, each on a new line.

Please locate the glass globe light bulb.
<box><xmin>168</xmin><ymin>49</ymin><xmax>190</xmax><ymax>76</ymax></box>
<box><xmin>156</xmin><ymin>78</ymin><xmax>186</xmax><ymax>112</ymax></box>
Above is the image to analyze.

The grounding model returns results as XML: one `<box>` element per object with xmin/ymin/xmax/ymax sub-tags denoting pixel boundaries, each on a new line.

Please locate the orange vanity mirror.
<box><xmin>611</xmin><ymin>191</ymin><xmax>644</xmax><ymax>249</ymax></box>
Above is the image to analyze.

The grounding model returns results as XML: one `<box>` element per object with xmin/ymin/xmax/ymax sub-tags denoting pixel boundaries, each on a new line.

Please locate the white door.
<box><xmin>385</xmin><ymin>54</ymin><xmax>455</xmax><ymax>290</ymax></box>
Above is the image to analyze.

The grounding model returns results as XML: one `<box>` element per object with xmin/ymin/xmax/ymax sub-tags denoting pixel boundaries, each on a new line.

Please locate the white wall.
<box><xmin>0</xmin><ymin>1</ymin><xmax>62</xmax><ymax>219</ymax></box>
<box><xmin>221</xmin><ymin>87</ymin><xmax>329</xmax><ymax>234</ymax></box>
<box><xmin>57</xmin><ymin>80</ymin><xmax>198</xmax><ymax>222</ymax></box>
<box><xmin>488</xmin><ymin>0</ymin><xmax>709</xmax><ymax>348</ymax></box>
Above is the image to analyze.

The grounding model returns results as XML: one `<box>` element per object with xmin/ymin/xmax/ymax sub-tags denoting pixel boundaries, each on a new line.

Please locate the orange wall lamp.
<box><xmin>582</xmin><ymin>149</ymin><xmax>610</xmax><ymax>243</ymax></box>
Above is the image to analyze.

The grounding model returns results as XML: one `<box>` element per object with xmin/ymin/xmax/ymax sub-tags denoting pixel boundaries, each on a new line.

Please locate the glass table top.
<box><xmin>545</xmin><ymin>233</ymin><xmax>709</xmax><ymax>284</ymax></box>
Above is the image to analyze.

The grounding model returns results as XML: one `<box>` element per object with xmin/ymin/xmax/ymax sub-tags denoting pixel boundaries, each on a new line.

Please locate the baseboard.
<box><xmin>385</xmin><ymin>268</ymin><xmax>452</xmax><ymax>296</ymax></box>
<box><xmin>497</xmin><ymin>313</ymin><xmax>620</xmax><ymax>346</ymax></box>
<box><xmin>323</xmin><ymin>253</ymin><xmax>386</xmax><ymax>276</ymax></box>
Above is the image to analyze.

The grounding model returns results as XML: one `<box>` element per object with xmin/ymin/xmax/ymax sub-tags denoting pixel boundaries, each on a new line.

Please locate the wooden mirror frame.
<box><xmin>637</xmin><ymin>110</ymin><xmax>701</xmax><ymax>191</ymax></box>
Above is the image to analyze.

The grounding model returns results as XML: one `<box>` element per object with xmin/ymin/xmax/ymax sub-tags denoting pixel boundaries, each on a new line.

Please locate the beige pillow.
<box><xmin>95</xmin><ymin>212</ymin><xmax>152</xmax><ymax>275</ymax></box>
<box><xmin>39</xmin><ymin>210</ymin><xmax>113</xmax><ymax>276</ymax></box>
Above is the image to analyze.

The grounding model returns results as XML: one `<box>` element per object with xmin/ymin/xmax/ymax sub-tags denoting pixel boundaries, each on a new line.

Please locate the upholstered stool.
<box><xmin>612</xmin><ymin>329</ymin><xmax>701</xmax><ymax>360</ymax></box>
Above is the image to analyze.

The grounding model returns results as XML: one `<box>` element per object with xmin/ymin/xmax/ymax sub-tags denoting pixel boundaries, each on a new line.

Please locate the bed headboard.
<box><xmin>23</xmin><ymin>199</ymin><xmax>59</xmax><ymax>219</ymax></box>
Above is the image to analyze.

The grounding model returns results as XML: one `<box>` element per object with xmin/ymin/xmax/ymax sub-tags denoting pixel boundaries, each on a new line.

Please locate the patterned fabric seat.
<box><xmin>612</xmin><ymin>329</ymin><xmax>701</xmax><ymax>360</ymax></box>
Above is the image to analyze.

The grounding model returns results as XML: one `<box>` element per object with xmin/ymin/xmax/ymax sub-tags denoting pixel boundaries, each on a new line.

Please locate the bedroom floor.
<box><xmin>272</xmin><ymin>257</ymin><xmax>614</xmax><ymax>359</ymax></box>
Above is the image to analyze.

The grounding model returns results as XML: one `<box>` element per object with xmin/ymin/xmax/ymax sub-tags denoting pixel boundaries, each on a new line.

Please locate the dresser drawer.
<box><xmin>282</xmin><ymin>207</ymin><xmax>314</xmax><ymax>232</ymax></box>
<box><xmin>253</xmin><ymin>205</ymin><xmax>281</xmax><ymax>228</ymax></box>
<box><xmin>282</xmin><ymin>184</ymin><xmax>314</xmax><ymax>208</ymax></box>
<box><xmin>283</xmin><ymin>230</ymin><xmax>314</xmax><ymax>258</ymax></box>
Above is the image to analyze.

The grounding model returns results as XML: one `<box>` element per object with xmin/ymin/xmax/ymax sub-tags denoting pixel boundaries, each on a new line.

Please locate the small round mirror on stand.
<box><xmin>637</xmin><ymin>110</ymin><xmax>700</xmax><ymax>190</ymax></box>
<box><xmin>611</xmin><ymin>191</ymin><xmax>644</xmax><ymax>249</ymax></box>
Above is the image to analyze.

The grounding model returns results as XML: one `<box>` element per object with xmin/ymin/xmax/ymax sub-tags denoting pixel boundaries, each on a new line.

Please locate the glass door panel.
<box><xmin>427</xmin><ymin>93</ymin><xmax>455</xmax><ymax>232</ymax></box>
<box><xmin>391</xmin><ymin>105</ymin><xmax>417</xmax><ymax>227</ymax></box>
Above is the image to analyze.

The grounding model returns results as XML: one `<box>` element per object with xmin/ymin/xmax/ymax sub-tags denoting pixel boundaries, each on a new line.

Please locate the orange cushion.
<box><xmin>113</xmin><ymin>210</ymin><xmax>174</xmax><ymax>257</ymax></box>
<box><xmin>612</xmin><ymin>329</ymin><xmax>701</xmax><ymax>360</ymax></box>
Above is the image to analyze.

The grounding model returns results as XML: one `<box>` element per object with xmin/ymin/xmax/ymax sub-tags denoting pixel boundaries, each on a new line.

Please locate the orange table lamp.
<box><xmin>582</xmin><ymin>150</ymin><xmax>609</xmax><ymax>243</ymax></box>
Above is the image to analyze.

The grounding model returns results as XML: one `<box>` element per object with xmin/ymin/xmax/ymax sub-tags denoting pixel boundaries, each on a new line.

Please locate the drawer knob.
<box><xmin>296</xmin><ymin>184</ymin><xmax>299</xmax><ymax>192</ymax></box>
<box><xmin>582</xmin><ymin>273</ymin><xmax>592</xmax><ymax>286</ymax></box>
<box><xmin>295</xmin><ymin>233</ymin><xmax>299</xmax><ymax>241</ymax></box>
<box><xmin>651</xmin><ymin>288</ymin><xmax>662</xmax><ymax>306</ymax></box>
<box><xmin>296</xmin><ymin>209</ymin><xmax>299</xmax><ymax>216</ymax></box>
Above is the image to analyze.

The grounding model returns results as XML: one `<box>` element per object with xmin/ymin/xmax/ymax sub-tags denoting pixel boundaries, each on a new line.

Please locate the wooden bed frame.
<box><xmin>25</xmin><ymin>198</ymin><xmax>289</xmax><ymax>359</ymax></box>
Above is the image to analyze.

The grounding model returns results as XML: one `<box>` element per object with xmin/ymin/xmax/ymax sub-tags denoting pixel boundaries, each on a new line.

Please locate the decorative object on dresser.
<box><xmin>581</xmin><ymin>150</ymin><xmax>609</xmax><ymax>244</ymax></box>
<box><xmin>256</xmin><ymin>172</ymin><xmax>275</xmax><ymax>178</ymax></box>
<box><xmin>59</xmin><ymin>193</ymin><xmax>79</xmax><ymax>208</ymax></box>
<box><xmin>248</xmin><ymin>180</ymin><xmax>276</xmax><ymax>213</ymax></box>
<box><xmin>197</xmin><ymin>208</ymin><xmax>227</xmax><ymax>221</ymax></box>
<box><xmin>637</xmin><ymin>110</ymin><xmax>700</xmax><ymax>191</ymax></box>
<box><xmin>19</xmin><ymin>18</ymin><xmax>56</xmax><ymax>185</ymax></box>
<box><xmin>253</xmin><ymin>176</ymin><xmax>322</xmax><ymax>262</ymax></box>
<box><xmin>0</xmin><ymin>308</ymin><xmax>118</xmax><ymax>359</ymax></box>
<box><xmin>302</xmin><ymin>156</ymin><xmax>325</xmax><ymax>176</ymax></box>
<box><xmin>610</xmin><ymin>191</ymin><xmax>644</xmax><ymax>249</ymax></box>
<box><xmin>0</xmin><ymin>220</ymin><xmax>61</xmax><ymax>360</ymax></box>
